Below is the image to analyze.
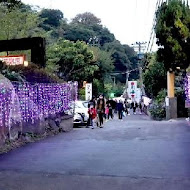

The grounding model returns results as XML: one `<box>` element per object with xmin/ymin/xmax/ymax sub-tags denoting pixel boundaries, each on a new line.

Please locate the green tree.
<box><xmin>64</xmin><ymin>24</ymin><xmax>95</xmax><ymax>43</ymax></box>
<box><xmin>65</xmin><ymin>12</ymin><xmax>115</xmax><ymax>46</ymax></box>
<box><xmin>103</xmin><ymin>40</ymin><xmax>137</xmax><ymax>83</ymax></box>
<box><xmin>0</xmin><ymin>4</ymin><xmax>43</xmax><ymax>40</ymax></box>
<box><xmin>38</xmin><ymin>8</ymin><xmax>67</xmax><ymax>41</ymax></box>
<box><xmin>0</xmin><ymin>0</ymin><xmax>21</xmax><ymax>9</ymax></box>
<box><xmin>39</xmin><ymin>9</ymin><xmax>64</xmax><ymax>28</ymax></box>
<box><xmin>155</xmin><ymin>0</ymin><xmax>190</xmax><ymax>71</ymax></box>
<box><xmin>143</xmin><ymin>53</ymin><xmax>167</xmax><ymax>98</ymax></box>
<box><xmin>89</xmin><ymin>46</ymin><xmax>114</xmax><ymax>95</ymax></box>
<box><xmin>90</xmin><ymin>46</ymin><xmax>114</xmax><ymax>79</ymax></box>
<box><xmin>47</xmin><ymin>40</ymin><xmax>97</xmax><ymax>82</ymax></box>
<box><xmin>71</xmin><ymin>12</ymin><xmax>101</xmax><ymax>25</ymax></box>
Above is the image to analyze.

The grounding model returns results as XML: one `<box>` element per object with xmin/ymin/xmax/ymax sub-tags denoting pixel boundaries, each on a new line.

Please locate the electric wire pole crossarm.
<box><xmin>110</xmin><ymin>68</ymin><xmax>139</xmax><ymax>89</ymax></box>
<box><xmin>131</xmin><ymin>42</ymin><xmax>147</xmax><ymax>96</ymax></box>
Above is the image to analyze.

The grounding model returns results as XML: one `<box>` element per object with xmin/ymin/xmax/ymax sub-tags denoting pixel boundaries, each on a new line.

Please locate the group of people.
<box><xmin>87</xmin><ymin>95</ymin><xmax>144</xmax><ymax>129</ymax></box>
<box><xmin>87</xmin><ymin>94</ymin><xmax>107</xmax><ymax>129</ymax></box>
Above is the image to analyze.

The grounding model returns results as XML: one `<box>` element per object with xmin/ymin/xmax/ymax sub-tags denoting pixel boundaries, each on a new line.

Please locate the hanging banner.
<box><xmin>85</xmin><ymin>83</ymin><xmax>92</xmax><ymax>101</ymax></box>
<box><xmin>127</xmin><ymin>81</ymin><xmax>137</xmax><ymax>100</ymax></box>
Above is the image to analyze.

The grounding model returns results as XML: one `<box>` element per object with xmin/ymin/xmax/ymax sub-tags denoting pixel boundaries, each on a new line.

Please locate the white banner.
<box><xmin>127</xmin><ymin>81</ymin><xmax>137</xmax><ymax>100</ymax></box>
<box><xmin>85</xmin><ymin>83</ymin><xmax>92</xmax><ymax>101</ymax></box>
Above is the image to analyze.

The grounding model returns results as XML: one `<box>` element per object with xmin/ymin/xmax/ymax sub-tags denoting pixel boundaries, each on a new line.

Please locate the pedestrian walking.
<box><xmin>88</xmin><ymin>96</ymin><xmax>97</xmax><ymax>108</ymax></box>
<box><xmin>126</xmin><ymin>101</ymin><xmax>131</xmax><ymax>115</ymax></box>
<box><xmin>88</xmin><ymin>104</ymin><xmax>97</xmax><ymax>129</ymax></box>
<box><xmin>124</xmin><ymin>100</ymin><xmax>130</xmax><ymax>115</ymax></box>
<box><xmin>139</xmin><ymin>101</ymin><xmax>143</xmax><ymax>114</ymax></box>
<box><xmin>124</xmin><ymin>100</ymin><xmax>127</xmax><ymax>114</ymax></box>
<box><xmin>105</xmin><ymin>105</ymin><xmax>109</xmax><ymax>120</ymax></box>
<box><xmin>131</xmin><ymin>101</ymin><xmax>137</xmax><ymax>114</ymax></box>
<box><xmin>117</xmin><ymin>100</ymin><xmax>124</xmax><ymax>120</ymax></box>
<box><xmin>114</xmin><ymin>99</ymin><xmax>118</xmax><ymax>113</ymax></box>
<box><xmin>87</xmin><ymin>96</ymin><xmax>97</xmax><ymax>127</ymax></box>
<box><xmin>96</xmin><ymin>94</ymin><xmax>105</xmax><ymax>128</ymax></box>
<box><xmin>108</xmin><ymin>103</ymin><xmax>113</xmax><ymax>119</ymax></box>
<box><xmin>135</xmin><ymin>101</ymin><xmax>138</xmax><ymax>114</ymax></box>
<box><xmin>109</xmin><ymin>99</ymin><xmax>116</xmax><ymax>115</ymax></box>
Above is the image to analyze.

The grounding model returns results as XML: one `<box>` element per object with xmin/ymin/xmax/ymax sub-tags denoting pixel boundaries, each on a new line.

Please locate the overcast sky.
<box><xmin>22</xmin><ymin>0</ymin><xmax>160</xmax><ymax>50</ymax></box>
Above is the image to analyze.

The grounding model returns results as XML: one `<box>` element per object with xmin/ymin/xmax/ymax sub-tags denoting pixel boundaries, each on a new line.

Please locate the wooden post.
<box><xmin>167</xmin><ymin>71</ymin><xmax>175</xmax><ymax>97</ymax></box>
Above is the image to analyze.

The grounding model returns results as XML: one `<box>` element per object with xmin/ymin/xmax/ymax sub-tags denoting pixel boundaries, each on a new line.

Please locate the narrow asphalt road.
<box><xmin>0</xmin><ymin>114</ymin><xmax>190</xmax><ymax>190</ymax></box>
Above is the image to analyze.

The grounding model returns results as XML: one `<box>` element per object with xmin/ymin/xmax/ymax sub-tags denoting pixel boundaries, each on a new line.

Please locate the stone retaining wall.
<box><xmin>0</xmin><ymin>76</ymin><xmax>77</xmax><ymax>151</ymax></box>
<box><xmin>0</xmin><ymin>114</ymin><xmax>73</xmax><ymax>151</ymax></box>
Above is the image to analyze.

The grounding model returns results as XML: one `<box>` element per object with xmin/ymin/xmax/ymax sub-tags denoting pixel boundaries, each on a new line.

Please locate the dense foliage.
<box><xmin>155</xmin><ymin>0</ymin><xmax>190</xmax><ymax>71</ymax></box>
<box><xmin>0</xmin><ymin>2</ymin><xmax>138</xmax><ymax>96</ymax></box>
<box><xmin>143</xmin><ymin>53</ymin><xmax>167</xmax><ymax>98</ymax></box>
<box><xmin>149</xmin><ymin>89</ymin><xmax>167</xmax><ymax>120</ymax></box>
<box><xmin>0</xmin><ymin>0</ymin><xmax>21</xmax><ymax>9</ymax></box>
<box><xmin>47</xmin><ymin>40</ymin><xmax>97</xmax><ymax>83</ymax></box>
<box><xmin>0</xmin><ymin>61</ymin><xmax>61</xmax><ymax>83</ymax></box>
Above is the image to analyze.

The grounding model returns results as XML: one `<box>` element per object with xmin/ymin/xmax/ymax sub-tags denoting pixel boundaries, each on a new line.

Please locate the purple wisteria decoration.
<box><xmin>0</xmin><ymin>81</ymin><xmax>78</xmax><ymax>127</ymax></box>
<box><xmin>185</xmin><ymin>73</ymin><xmax>190</xmax><ymax>105</ymax></box>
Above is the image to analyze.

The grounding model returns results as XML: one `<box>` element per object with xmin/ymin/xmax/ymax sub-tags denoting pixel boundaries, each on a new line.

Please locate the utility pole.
<box><xmin>111</xmin><ymin>67</ymin><xmax>139</xmax><ymax>98</ymax></box>
<box><xmin>131</xmin><ymin>42</ymin><xmax>147</xmax><ymax>96</ymax></box>
<box><xmin>125</xmin><ymin>71</ymin><xmax>129</xmax><ymax>89</ymax></box>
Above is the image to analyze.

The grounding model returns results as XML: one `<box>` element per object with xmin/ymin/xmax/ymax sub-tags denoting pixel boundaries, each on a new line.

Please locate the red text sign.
<box><xmin>0</xmin><ymin>55</ymin><xmax>25</xmax><ymax>66</ymax></box>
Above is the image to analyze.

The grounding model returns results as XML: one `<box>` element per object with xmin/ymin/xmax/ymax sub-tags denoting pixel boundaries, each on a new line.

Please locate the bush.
<box><xmin>6</xmin><ymin>64</ymin><xmax>62</xmax><ymax>83</ymax></box>
<box><xmin>149</xmin><ymin>89</ymin><xmax>166</xmax><ymax>120</ymax></box>
<box><xmin>155</xmin><ymin>89</ymin><xmax>167</xmax><ymax>104</ymax></box>
<box><xmin>149</xmin><ymin>103</ymin><xmax>166</xmax><ymax>120</ymax></box>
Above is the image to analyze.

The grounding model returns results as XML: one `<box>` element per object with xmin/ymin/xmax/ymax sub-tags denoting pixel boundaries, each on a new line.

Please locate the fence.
<box><xmin>0</xmin><ymin>81</ymin><xmax>78</xmax><ymax>128</ymax></box>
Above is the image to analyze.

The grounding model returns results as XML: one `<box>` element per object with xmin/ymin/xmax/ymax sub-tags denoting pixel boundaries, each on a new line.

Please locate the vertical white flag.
<box><xmin>85</xmin><ymin>83</ymin><xmax>92</xmax><ymax>101</ymax></box>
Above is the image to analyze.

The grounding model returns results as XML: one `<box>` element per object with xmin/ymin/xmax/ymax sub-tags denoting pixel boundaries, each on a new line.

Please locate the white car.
<box><xmin>73</xmin><ymin>101</ymin><xmax>89</xmax><ymax>126</ymax></box>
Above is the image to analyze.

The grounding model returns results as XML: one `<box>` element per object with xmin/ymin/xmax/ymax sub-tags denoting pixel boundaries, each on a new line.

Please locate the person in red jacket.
<box><xmin>88</xmin><ymin>104</ymin><xmax>97</xmax><ymax>129</ymax></box>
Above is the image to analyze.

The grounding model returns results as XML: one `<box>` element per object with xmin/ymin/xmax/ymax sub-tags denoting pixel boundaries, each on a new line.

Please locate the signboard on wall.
<box><xmin>85</xmin><ymin>83</ymin><xmax>92</xmax><ymax>101</ymax></box>
<box><xmin>0</xmin><ymin>55</ymin><xmax>25</xmax><ymax>66</ymax></box>
<box><xmin>127</xmin><ymin>81</ymin><xmax>137</xmax><ymax>99</ymax></box>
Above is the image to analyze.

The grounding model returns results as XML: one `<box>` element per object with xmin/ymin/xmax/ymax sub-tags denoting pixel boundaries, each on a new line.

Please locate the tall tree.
<box><xmin>90</xmin><ymin>46</ymin><xmax>114</xmax><ymax>80</ymax></box>
<box><xmin>47</xmin><ymin>40</ymin><xmax>97</xmax><ymax>82</ymax></box>
<box><xmin>155</xmin><ymin>0</ymin><xmax>190</xmax><ymax>71</ymax></box>
<box><xmin>143</xmin><ymin>53</ymin><xmax>167</xmax><ymax>98</ymax></box>
<box><xmin>38</xmin><ymin>8</ymin><xmax>68</xmax><ymax>41</ymax></box>
<box><xmin>39</xmin><ymin>9</ymin><xmax>64</xmax><ymax>28</ymax></box>
<box><xmin>0</xmin><ymin>4</ymin><xmax>43</xmax><ymax>40</ymax></box>
<box><xmin>64</xmin><ymin>24</ymin><xmax>95</xmax><ymax>43</ymax></box>
<box><xmin>88</xmin><ymin>46</ymin><xmax>114</xmax><ymax>95</ymax></box>
<box><xmin>65</xmin><ymin>12</ymin><xmax>115</xmax><ymax>46</ymax></box>
<box><xmin>0</xmin><ymin>0</ymin><xmax>21</xmax><ymax>9</ymax></box>
<box><xmin>72</xmin><ymin>12</ymin><xmax>101</xmax><ymax>25</ymax></box>
<box><xmin>103</xmin><ymin>40</ymin><xmax>136</xmax><ymax>83</ymax></box>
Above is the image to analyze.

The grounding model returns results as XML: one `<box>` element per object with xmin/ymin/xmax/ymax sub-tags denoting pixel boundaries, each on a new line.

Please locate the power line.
<box><xmin>144</xmin><ymin>0</ymin><xmax>188</xmax><ymax>73</ymax></box>
<box><xmin>146</xmin><ymin>0</ymin><xmax>163</xmax><ymax>53</ymax></box>
<box><xmin>142</xmin><ymin>0</ymin><xmax>165</xmax><ymax>73</ymax></box>
<box><xmin>146</xmin><ymin>0</ymin><xmax>188</xmax><ymax>53</ymax></box>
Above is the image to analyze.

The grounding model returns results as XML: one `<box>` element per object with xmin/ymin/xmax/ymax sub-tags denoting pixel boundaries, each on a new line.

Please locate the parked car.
<box><xmin>73</xmin><ymin>101</ymin><xmax>89</xmax><ymax>126</ymax></box>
